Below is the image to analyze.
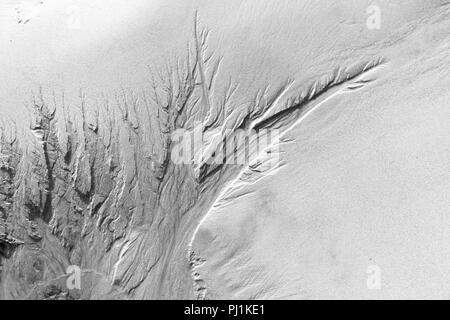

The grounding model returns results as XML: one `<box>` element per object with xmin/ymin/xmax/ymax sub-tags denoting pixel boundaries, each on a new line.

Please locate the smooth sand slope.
<box><xmin>1</xmin><ymin>0</ymin><xmax>449</xmax><ymax>299</ymax></box>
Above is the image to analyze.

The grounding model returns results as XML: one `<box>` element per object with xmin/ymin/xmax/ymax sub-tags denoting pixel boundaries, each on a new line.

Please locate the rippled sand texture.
<box><xmin>1</xmin><ymin>0</ymin><xmax>450</xmax><ymax>299</ymax></box>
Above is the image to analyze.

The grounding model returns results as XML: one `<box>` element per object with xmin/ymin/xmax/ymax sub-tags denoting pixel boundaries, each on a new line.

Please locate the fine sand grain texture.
<box><xmin>1</xmin><ymin>0</ymin><xmax>450</xmax><ymax>300</ymax></box>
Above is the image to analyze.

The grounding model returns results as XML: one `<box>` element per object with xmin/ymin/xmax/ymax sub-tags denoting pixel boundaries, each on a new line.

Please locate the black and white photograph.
<box><xmin>0</xmin><ymin>0</ymin><xmax>449</xmax><ymax>305</ymax></box>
